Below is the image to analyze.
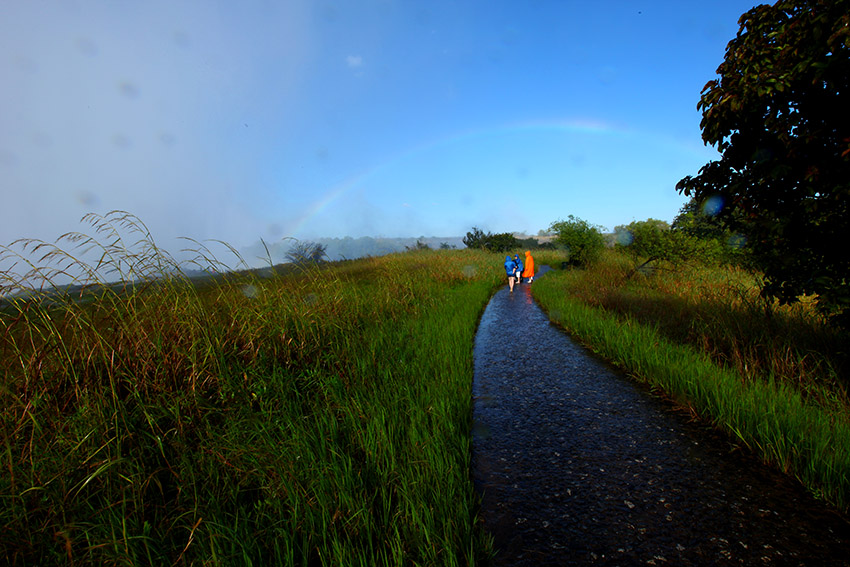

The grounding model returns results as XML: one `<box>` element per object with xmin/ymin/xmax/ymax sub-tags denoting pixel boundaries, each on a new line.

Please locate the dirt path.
<box><xmin>472</xmin><ymin>267</ymin><xmax>850</xmax><ymax>566</ymax></box>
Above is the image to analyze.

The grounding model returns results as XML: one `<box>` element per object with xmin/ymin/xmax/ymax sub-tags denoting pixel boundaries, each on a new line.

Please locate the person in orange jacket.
<box><xmin>521</xmin><ymin>250</ymin><xmax>535</xmax><ymax>283</ymax></box>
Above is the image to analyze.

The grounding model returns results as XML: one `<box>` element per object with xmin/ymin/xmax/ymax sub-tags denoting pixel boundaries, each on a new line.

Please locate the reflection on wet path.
<box><xmin>472</xmin><ymin>267</ymin><xmax>850</xmax><ymax>566</ymax></box>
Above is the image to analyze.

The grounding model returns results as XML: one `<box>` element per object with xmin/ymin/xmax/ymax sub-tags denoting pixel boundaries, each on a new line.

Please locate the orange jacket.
<box><xmin>522</xmin><ymin>251</ymin><xmax>534</xmax><ymax>278</ymax></box>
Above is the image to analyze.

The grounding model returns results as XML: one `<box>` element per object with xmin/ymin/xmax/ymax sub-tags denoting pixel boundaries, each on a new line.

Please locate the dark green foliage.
<box><xmin>462</xmin><ymin>227</ymin><xmax>489</xmax><ymax>249</ymax></box>
<box><xmin>285</xmin><ymin>240</ymin><xmax>328</xmax><ymax>265</ymax></box>
<box><xmin>516</xmin><ymin>236</ymin><xmax>555</xmax><ymax>250</ymax></box>
<box><xmin>462</xmin><ymin>227</ymin><xmax>519</xmax><ymax>253</ymax></box>
<box><xmin>405</xmin><ymin>239</ymin><xmax>431</xmax><ymax>251</ymax></box>
<box><xmin>487</xmin><ymin>232</ymin><xmax>520</xmax><ymax>253</ymax></box>
<box><xmin>615</xmin><ymin>217</ymin><xmax>748</xmax><ymax>276</ymax></box>
<box><xmin>615</xmin><ymin>219</ymin><xmax>684</xmax><ymax>271</ymax></box>
<box><xmin>672</xmin><ymin>198</ymin><xmax>727</xmax><ymax>241</ymax></box>
<box><xmin>677</xmin><ymin>0</ymin><xmax>850</xmax><ymax>326</ymax></box>
<box><xmin>672</xmin><ymin>198</ymin><xmax>753</xmax><ymax>267</ymax></box>
<box><xmin>548</xmin><ymin>215</ymin><xmax>605</xmax><ymax>267</ymax></box>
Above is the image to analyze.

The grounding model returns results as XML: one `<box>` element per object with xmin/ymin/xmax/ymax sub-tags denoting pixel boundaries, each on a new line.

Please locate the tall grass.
<box><xmin>532</xmin><ymin>249</ymin><xmax>850</xmax><ymax>512</ymax></box>
<box><xmin>1</xmin><ymin>213</ymin><xmax>504</xmax><ymax>565</ymax></box>
<box><xmin>556</xmin><ymin>250</ymin><xmax>848</xmax><ymax>409</ymax></box>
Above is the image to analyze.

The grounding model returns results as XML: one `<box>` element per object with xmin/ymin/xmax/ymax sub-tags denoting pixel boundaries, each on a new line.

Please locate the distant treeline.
<box><xmin>240</xmin><ymin>234</ymin><xmax>548</xmax><ymax>265</ymax></box>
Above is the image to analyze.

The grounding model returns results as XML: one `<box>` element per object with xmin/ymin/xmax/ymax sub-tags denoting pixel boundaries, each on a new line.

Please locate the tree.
<box><xmin>548</xmin><ymin>215</ymin><xmax>605</xmax><ymax>267</ymax></box>
<box><xmin>615</xmin><ymin>219</ymin><xmax>672</xmax><ymax>267</ymax></box>
<box><xmin>671</xmin><ymin>198</ymin><xmax>727</xmax><ymax>242</ymax></box>
<box><xmin>405</xmin><ymin>239</ymin><xmax>431</xmax><ymax>251</ymax></box>
<box><xmin>285</xmin><ymin>240</ymin><xmax>327</xmax><ymax>266</ymax></box>
<box><xmin>676</xmin><ymin>0</ymin><xmax>850</xmax><ymax>325</ymax></box>
<box><xmin>462</xmin><ymin>227</ymin><xmax>519</xmax><ymax>253</ymax></box>
<box><xmin>462</xmin><ymin>227</ymin><xmax>489</xmax><ymax>250</ymax></box>
<box><xmin>516</xmin><ymin>236</ymin><xmax>552</xmax><ymax>250</ymax></box>
<box><xmin>672</xmin><ymin>198</ymin><xmax>751</xmax><ymax>266</ymax></box>
<box><xmin>615</xmin><ymin>218</ymin><xmax>722</xmax><ymax>276</ymax></box>
<box><xmin>487</xmin><ymin>232</ymin><xmax>520</xmax><ymax>253</ymax></box>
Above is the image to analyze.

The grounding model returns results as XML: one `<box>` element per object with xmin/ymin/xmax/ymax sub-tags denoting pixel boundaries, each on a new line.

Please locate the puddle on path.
<box><xmin>472</xmin><ymin>267</ymin><xmax>850</xmax><ymax>566</ymax></box>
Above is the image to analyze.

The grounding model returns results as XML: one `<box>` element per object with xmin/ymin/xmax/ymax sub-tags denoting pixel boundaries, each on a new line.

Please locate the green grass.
<box><xmin>1</xmin><ymin>213</ymin><xmax>508</xmax><ymax>565</ymax></box>
<box><xmin>532</xmin><ymin>250</ymin><xmax>850</xmax><ymax>512</ymax></box>
<box><xmin>6</xmin><ymin>215</ymin><xmax>846</xmax><ymax>562</ymax></box>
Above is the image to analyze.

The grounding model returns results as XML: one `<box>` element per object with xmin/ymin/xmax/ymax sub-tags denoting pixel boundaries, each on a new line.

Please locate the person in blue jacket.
<box><xmin>514</xmin><ymin>254</ymin><xmax>524</xmax><ymax>285</ymax></box>
<box><xmin>504</xmin><ymin>255</ymin><xmax>517</xmax><ymax>292</ymax></box>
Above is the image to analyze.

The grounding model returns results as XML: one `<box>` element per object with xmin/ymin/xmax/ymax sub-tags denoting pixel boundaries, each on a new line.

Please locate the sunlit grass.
<box><xmin>532</xmin><ymin>249</ymin><xmax>850</xmax><ymax>512</ymax></box>
<box><xmin>553</xmin><ymin>250</ymin><xmax>847</xmax><ymax>408</ymax></box>
<box><xmin>1</xmin><ymin>213</ymin><xmax>504</xmax><ymax>565</ymax></box>
<box><xmin>13</xmin><ymin>219</ymin><xmax>844</xmax><ymax>562</ymax></box>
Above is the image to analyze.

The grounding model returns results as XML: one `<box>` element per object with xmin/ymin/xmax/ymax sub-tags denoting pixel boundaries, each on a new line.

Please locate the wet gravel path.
<box><xmin>472</xmin><ymin>268</ymin><xmax>850</xmax><ymax>566</ymax></box>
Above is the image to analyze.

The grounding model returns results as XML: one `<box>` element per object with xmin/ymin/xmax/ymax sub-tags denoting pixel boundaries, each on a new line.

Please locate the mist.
<box><xmin>3</xmin><ymin>1</ymin><xmax>749</xmax><ymax>268</ymax></box>
<box><xmin>1</xmin><ymin>1</ymin><xmax>312</xmax><ymax>253</ymax></box>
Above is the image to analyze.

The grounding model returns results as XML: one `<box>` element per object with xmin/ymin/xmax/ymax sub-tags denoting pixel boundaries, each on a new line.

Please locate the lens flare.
<box><xmin>727</xmin><ymin>234</ymin><xmax>747</xmax><ymax>249</ymax></box>
<box><xmin>615</xmin><ymin>230</ymin><xmax>634</xmax><ymax>246</ymax></box>
<box><xmin>702</xmin><ymin>195</ymin><xmax>724</xmax><ymax>216</ymax></box>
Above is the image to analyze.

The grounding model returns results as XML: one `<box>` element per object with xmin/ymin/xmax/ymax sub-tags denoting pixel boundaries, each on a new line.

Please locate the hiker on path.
<box><xmin>504</xmin><ymin>255</ymin><xmax>517</xmax><ymax>292</ymax></box>
<box><xmin>513</xmin><ymin>254</ymin><xmax>524</xmax><ymax>285</ymax></box>
<box><xmin>522</xmin><ymin>250</ymin><xmax>535</xmax><ymax>283</ymax></box>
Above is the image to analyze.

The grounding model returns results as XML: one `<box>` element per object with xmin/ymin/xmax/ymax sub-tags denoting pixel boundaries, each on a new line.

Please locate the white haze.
<box><xmin>1</xmin><ymin>1</ymin><xmax>312</xmax><ymax>256</ymax></box>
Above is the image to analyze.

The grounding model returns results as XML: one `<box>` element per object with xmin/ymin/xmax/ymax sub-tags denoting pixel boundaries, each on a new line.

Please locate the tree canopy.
<box><xmin>462</xmin><ymin>227</ymin><xmax>489</xmax><ymax>250</ymax></box>
<box><xmin>615</xmin><ymin>217</ymin><xmax>742</xmax><ymax>275</ymax></box>
<box><xmin>462</xmin><ymin>227</ymin><xmax>519</xmax><ymax>253</ymax></box>
<box><xmin>285</xmin><ymin>240</ymin><xmax>328</xmax><ymax>266</ymax></box>
<box><xmin>676</xmin><ymin>0</ymin><xmax>850</xmax><ymax>324</ymax></box>
<box><xmin>671</xmin><ymin>198</ymin><xmax>727</xmax><ymax>242</ymax></box>
<box><xmin>405</xmin><ymin>239</ymin><xmax>432</xmax><ymax>251</ymax></box>
<box><xmin>548</xmin><ymin>215</ymin><xmax>605</xmax><ymax>267</ymax></box>
<box><xmin>615</xmin><ymin>219</ymin><xmax>681</xmax><ymax>272</ymax></box>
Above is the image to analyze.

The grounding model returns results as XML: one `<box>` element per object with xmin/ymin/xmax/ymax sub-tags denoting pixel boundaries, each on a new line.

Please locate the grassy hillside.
<box><xmin>532</xmin><ymin>250</ymin><xmax>850</xmax><ymax>512</ymax></box>
<box><xmin>1</xmin><ymin>231</ymin><xmax>512</xmax><ymax>565</ymax></box>
<box><xmin>4</xmin><ymin>215</ymin><xmax>846</xmax><ymax>564</ymax></box>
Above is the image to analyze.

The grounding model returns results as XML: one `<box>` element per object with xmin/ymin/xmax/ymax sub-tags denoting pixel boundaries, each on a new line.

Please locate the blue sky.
<box><xmin>1</xmin><ymin>0</ymin><xmax>759</xmax><ymax>259</ymax></box>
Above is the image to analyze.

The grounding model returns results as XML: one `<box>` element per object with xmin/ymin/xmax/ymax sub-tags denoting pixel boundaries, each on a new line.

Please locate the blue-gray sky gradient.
<box><xmin>2</xmin><ymin>0</ymin><xmax>757</xmax><ymax>256</ymax></box>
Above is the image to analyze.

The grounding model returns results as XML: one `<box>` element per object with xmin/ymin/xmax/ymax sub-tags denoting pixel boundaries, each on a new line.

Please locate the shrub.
<box><xmin>548</xmin><ymin>215</ymin><xmax>605</xmax><ymax>267</ymax></box>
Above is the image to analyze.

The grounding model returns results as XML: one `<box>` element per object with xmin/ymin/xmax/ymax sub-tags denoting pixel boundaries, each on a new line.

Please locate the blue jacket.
<box><xmin>504</xmin><ymin>255</ymin><xmax>517</xmax><ymax>275</ymax></box>
<box><xmin>514</xmin><ymin>255</ymin><xmax>524</xmax><ymax>272</ymax></box>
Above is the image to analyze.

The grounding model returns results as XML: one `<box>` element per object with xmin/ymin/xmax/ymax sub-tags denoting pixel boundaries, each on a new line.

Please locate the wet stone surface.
<box><xmin>472</xmin><ymin>267</ymin><xmax>850</xmax><ymax>566</ymax></box>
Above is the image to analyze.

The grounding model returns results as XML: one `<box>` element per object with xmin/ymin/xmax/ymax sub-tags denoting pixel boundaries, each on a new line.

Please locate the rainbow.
<box><xmin>287</xmin><ymin>118</ymin><xmax>709</xmax><ymax>237</ymax></box>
